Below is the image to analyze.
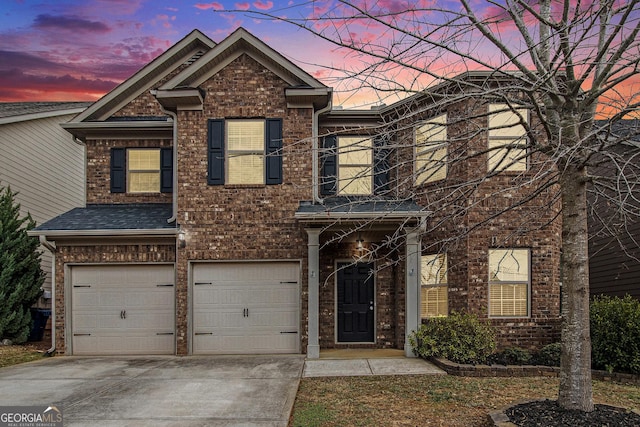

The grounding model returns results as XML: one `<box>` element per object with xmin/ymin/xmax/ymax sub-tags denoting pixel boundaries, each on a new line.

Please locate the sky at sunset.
<box><xmin>0</xmin><ymin>1</ymin><xmax>638</xmax><ymax>113</ymax></box>
<box><xmin>0</xmin><ymin>0</ymin><xmax>364</xmax><ymax>104</ymax></box>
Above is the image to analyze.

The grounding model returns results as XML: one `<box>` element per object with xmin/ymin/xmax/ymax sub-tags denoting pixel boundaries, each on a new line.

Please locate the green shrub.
<box><xmin>0</xmin><ymin>185</ymin><xmax>45</xmax><ymax>344</ymax></box>
<box><xmin>489</xmin><ymin>347</ymin><xmax>532</xmax><ymax>365</ymax></box>
<box><xmin>531</xmin><ymin>342</ymin><xmax>561</xmax><ymax>367</ymax></box>
<box><xmin>409</xmin><ymin>311</ymin><xmax>496</xmax><ymax>364</ymax></box>
<box><xmin>590</xmin><ymin>295</ymin><xmax>640</xmax><ymax>374</ymax></box>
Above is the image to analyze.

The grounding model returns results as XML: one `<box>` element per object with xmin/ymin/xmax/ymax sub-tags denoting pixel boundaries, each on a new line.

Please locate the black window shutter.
<box><xmin>374</xmin><ymin>136</ymin><xmax>389</xmax><ymax>194</ymax></box>
<box><xmin>110</xmin><ymin>148</ymin><xmax>126</xmax><ymax>193</ymax></box>
<box><xmin>321</xmin><ymin>135</ymin><xmax>337</xmax><ymax>195</ymax></box>
<box><xmin>207</xmin><ymin>119</ymin><xmax>225</xmax><ymax>185</ymax></box>
<box><xmin>265</xmin><ymin>118</ymin><xmax>283</xmax><ymax>185</ymax></box>
<box><xmin>160</xmin><ymin>148</ymin><xmax>173</xmax><ymax>193</ymax></box>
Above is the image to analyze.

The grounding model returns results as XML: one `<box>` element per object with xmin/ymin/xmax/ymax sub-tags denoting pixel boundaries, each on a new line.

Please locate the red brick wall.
<box><xmin>390</xmin><ymin>95</ymin><xmax>562</xmax><ymax>349</ymax></box>
<box><xmin>85</xmin><ymin>138</ymin><xmax>173</xmax><ymax>204</ymax></box>
<box><xmin>172</xmin><ymin>54</ymin><xmax>315</xmax><ymax>354</ymax></box>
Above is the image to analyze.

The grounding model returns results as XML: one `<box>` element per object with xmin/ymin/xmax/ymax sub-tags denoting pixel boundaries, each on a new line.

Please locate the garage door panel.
<box><xmin>74</xmin><ymin>334</ymin><xmax>174</xmax><ymax>355</ymax></box>
<box><xmin>192</xmin><ymin>262</ymin><xmax>300</xmax><ymax>354</ymax></box>
<box><xmin>71</xmin><ymin>265</ymin><xmax>175</xmax><ymax>355</ymax></box>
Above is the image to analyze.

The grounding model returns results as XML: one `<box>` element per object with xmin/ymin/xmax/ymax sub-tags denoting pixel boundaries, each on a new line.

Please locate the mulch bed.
<box><xmin>506</xmin><ymin>399</ymin><xmax>640</xmax><ymax>426</ymax></box>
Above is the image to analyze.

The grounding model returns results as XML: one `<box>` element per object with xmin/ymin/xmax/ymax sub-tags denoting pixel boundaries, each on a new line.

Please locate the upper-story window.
<box><xmin>337</xmin><ymin>136</ymin><xmax>373</xmax><ymax>195</ymax></box>
<box><xmin>128</xmin><ymin>149</ymin><xmax>161</xmax><ymax>193</ymax></box>
<box><xmin>110</xmin><ymin>147</ymin><xmax>172</xmax><ymax>194</ymax></box>
<box><xmin>207</xmin><ymin>118</ymin><xmax>282</xmax><ymax>186</ymax></box>
<box><xmin>415</xmin><ymin>114</ymin><xmax>447</xmax><ymax>185</ymax></box>
<box><xmin>227</xmin><ymin>120</ymin><xmax>265</xmax><ymax>185</ymax></box>
<box><xmin>321</xmin><ymin>134</ymin><xmax>388</xmax><ymax>196</ymax></box>
<box><xmin>488</xmin><ymin>248</ymin><xmax>530</xmax><ymax>317</ymax></box>
<box><xmin>488</xmin><ymin>104</ymin><xmax>528</xmax><ymax>172</ymax></box>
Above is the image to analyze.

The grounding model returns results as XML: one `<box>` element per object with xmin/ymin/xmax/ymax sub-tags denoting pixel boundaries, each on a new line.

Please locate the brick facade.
<box><xmin>47</xmin><ymin>29</ymin><xmax>562</xmax><ymax>357</ymax></box>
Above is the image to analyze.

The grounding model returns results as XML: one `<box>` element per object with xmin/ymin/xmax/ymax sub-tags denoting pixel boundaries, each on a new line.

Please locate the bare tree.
<box><xmin>236</xmin><ymin>0</ymin><xmax>640</xmax><ymax>412</ymax></box>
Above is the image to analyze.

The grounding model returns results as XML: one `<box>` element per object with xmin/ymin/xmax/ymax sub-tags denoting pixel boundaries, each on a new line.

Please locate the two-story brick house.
<box><xmin>31</xmin><ymin>28</ymin><xmax>561</xmax><ymax>356</ymax></box>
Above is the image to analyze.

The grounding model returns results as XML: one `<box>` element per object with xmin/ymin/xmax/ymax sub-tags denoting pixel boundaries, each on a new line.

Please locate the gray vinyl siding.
<box><xmin>0</xmin><ymin>112</ymin><xmax>85</xmax><ymax>299</ymax></box>
<box><xmin>589</xmin><ymin>220</ymin><xmax>640</xmax><ymax>300</ymax></box>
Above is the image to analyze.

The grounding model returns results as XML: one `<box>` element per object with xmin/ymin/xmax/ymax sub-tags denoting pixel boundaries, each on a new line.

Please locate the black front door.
<box><xmin>337</xmin><ymin>262</ymin><xmax>375</xmax><ymax>342</ymax></box>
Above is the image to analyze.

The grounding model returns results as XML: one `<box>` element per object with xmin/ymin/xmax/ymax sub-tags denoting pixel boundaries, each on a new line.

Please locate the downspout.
<box><xmin>312</xmin><ymin>96</ymin><xmax>332</xmax><ymax>204</ymax></box>
<box><xmin>39</xmin><ymin>236</ymin><xmax>56</xmax><ymax>356</ymax></box>
<box><xmin>155</xmin><ymin>99</ymin><xmax>178</xmax><ymax>223</ymax></box>
<box><xmin>72</xmin><ymin>136</ymin><xmax>87</xmax><ymax>207</ymax></box>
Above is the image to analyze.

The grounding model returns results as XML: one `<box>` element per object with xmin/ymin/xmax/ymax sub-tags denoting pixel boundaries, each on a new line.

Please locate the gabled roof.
<box><xmin>72</xmin><ymin>30</ymin><xmax>216</xmax><ymax>123</ymax></box>
<box><xmin>0</xmin><ymin>102</ymin><xmax>91</xmax><ymax>125</ymax></box>
<box><xmin>160</xmin><ymin>27</ymin><xmax>327</xmax><ymax>91</ymax></box>
<box><xmin>30</xmin><ymin>204</ymin><xmax>177</xmax><ymax>238</ymax></box>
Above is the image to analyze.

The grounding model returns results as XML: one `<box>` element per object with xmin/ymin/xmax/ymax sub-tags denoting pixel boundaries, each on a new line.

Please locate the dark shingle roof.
<box><xmin>34</xmin><ymin>204</ymin><xmax>175</xmax><ymax>232</ymax></box>
<box><xmin>0</xmin><ymin>102</ymin><xmax>93</xmax><ymax>119</ymax></box>
<box><xmin>296</xmin><ymin>197</ymin><xmax>425</xmax><ymax>219</ymax></box>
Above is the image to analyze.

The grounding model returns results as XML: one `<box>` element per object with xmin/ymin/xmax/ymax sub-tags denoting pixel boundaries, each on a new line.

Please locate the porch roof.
<box><xmin>295</xmin><ymin>198</ymin><xmax>428</xmax><ymax>223</ymax></box>
<box><xmin>29</xmin><ymin>203</ymin><xmax>177</xmax><ymax>238</ymax></box>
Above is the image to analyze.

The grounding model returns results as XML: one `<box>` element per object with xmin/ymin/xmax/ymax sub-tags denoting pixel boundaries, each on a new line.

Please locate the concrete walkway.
<box><xmin>303</xmin><ymin>349</ymin><xmax>446</xmax><ymax>378</ymax></box>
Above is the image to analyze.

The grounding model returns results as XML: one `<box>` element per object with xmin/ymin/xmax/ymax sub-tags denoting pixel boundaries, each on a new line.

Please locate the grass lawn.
<box><xmin>0</xmin><ymin>342</ymin><xmax>49</xmax><ymax>368</ymax></box>
<box><xmin>290</xmin><ymin>375</ymin><xmax>640</xmax><ymax>426</ymax></box>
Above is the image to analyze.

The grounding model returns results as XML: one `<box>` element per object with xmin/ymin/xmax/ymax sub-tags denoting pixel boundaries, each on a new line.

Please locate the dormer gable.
<box><xmin>71</xmin><ymin>29</ymin><xmax>216</xmax><ymax>123</ymax></box>
<box><xmin>156</xmin><ymin>27</ymin><xmax>331</xmax><ymax>111</ymax></box>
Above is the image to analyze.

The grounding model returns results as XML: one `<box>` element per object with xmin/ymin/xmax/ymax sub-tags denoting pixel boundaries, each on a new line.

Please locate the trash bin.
<box><xmin>28</xmin><ymin>308</ymin><xmax>51</xmax><ymax>342</ymax></box>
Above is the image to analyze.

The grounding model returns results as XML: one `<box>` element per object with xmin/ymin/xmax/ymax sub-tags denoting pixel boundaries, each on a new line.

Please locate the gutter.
<box><xmin>312</xmin><ymin>96</ymin><xmax>333</xmax><ymax>204</ymax></box>
<box><xmin>295</xmin><ymin>210</ymin><xmax>430</xmax><ymax>223</ymax></box>
<box><xmin>38</xmin><ymin>236</ymin><xmax>56</xmax><ymax>356</ymax></box>
<box><xmin>28</xmin><ymin>228</ymin><xmax>178</xmax><ymax>238</ymax></box>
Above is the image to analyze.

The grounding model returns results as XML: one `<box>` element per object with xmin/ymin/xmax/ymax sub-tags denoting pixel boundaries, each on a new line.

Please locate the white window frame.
<box><xmin>415</xmin><ymin>114</ymin><xmax>447</xmax><ymax>185</ymax></box>
<box><xmin>337</xmin><ymin>136</ymin><xmax>373</xmax><ymax>195</ymax></box>
<box><xmin>127</xmin><ymin>148</ymin><xmax>161</xmax><ymax>193</ymax></box>
<box><xmin>488</xmin><ymin>248</ymin><xmax>531</xmax><ymax>318</ymax></box>
<box><xmin>226</xmin><ymin>119</ymin><xmax>265</xmax><ymax>185</ymax></box>
<box><xmin>420</xmin><ymin>253</ymin><xmax>448</xmax><ymax>318</ymax></box>
<box><xmin>488</xmin><ymin>104</ymin><xmax>528</xmax><ymax>172</ymax></box>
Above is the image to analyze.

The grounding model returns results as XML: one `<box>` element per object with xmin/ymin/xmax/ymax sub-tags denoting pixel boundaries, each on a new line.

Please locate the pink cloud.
<box><xmin>194</xmin><ymin>2</ymin><xmax>223</xmax><ymax>11</ymax></box>
<box><xmin>235</xmin><ymin>2</ymin><xmax>250</xmax><ymax>10</ymax></box>
<box><xmin>0</xmin><ymin>68</ymin><xmax>118</xmax><ymax>101</ymax></box>
<box><xmin>253</xmin><ymin>0</ymin><xmax>273</xmax><ymax>11</ymax></box>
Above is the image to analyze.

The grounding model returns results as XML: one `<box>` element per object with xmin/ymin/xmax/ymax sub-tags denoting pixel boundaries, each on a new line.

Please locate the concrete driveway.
<box><xmin>0</xmin><ymin>355</ymin><xmax>304</xmax><ymax>426</ymax></box>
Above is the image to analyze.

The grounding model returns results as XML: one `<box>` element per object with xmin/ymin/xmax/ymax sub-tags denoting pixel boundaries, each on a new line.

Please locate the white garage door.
<box><xmin>192</xmin><ymin>262</ymin><xmax>300</xmax><ymax>354</ymax></box>
<box><xmin>71</xmin><ymin>265</ymin><xmax>175</xmax><ymax>355</ymax></box>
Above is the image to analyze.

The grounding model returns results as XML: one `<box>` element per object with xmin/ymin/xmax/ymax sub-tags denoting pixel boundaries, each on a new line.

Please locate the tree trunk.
<box><xmin>558</xmin><ymin>164</ymin><xmax>594</xmax><ymax>412</ymax></box>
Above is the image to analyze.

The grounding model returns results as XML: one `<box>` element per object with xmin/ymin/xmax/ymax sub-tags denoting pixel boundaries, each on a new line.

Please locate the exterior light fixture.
<box><xmin>178</xmin><ymin>230</ymin><xmax>186</xmax><ymax>248</ymax></box>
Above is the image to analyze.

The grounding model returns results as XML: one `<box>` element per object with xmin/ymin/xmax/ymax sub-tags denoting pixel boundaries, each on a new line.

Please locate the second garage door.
<box><xmin>192</xmin><ymin>262</ymin><xmax>300</xmax><ymax>354</ymax></box>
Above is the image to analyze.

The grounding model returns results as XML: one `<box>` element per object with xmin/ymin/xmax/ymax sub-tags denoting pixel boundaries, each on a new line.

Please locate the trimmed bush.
<box><xmin>489</xmin><ymin>347</ymin><xmax>532</xmax><ymax>366</ymax></box>
<box><xmin>409</xmin><ymin>311</ymin><xmax>496</xmax><ymax>364</ymax></box>
<box><xmin>591</xmin><ymin>295</ymin><xmax>640</xmax><ymax>374</ymax></box>
<box><xmin>531</xmin><ymin>342</ymin><xmax>561</xmax><ymax>367</ymax></box>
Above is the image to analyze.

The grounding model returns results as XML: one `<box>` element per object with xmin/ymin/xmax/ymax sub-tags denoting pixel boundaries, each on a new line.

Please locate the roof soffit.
<box><xmin>160</xmin><ymin>27</ymin><xmax>328</xmax><ymax>91</ymax></box>
<box><xmin>71</xmin><ymin>30</ymin><xmax>216</xmax><ymax>123</ymax></box>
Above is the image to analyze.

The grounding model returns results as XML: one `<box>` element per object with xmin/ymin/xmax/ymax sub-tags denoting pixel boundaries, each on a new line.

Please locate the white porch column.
<box><xmin>306</xmin><ymin>228</ymin><xmax>321</xmax><ymax>359</ymax></box>
<box><xmin>405</xmin><ymin>229</ymin><xmax>421</xmax><ymax>357</ymax></box>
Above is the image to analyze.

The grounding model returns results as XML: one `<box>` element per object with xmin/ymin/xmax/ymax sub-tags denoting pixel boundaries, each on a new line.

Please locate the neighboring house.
<box><xmin>30</xmin><ymin>28</ymin><xmax>561</xmax><ymax>356</ymax></box>
<box><xmin>588</xmin><ymin>120</ymin><xmax>640</xmax><ymax>300</ymax></box>
<box><xmin>0</xmin><ymin>102</ymin><xmax>89</xmax><ymax>306</ymax></box>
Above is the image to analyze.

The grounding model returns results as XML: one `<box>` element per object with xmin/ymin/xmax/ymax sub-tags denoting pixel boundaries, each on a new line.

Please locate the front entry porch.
<box><xmin>296</xmin><ymin>198</ymin><xmax>428</xmax><ymax>359</ymax></box>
